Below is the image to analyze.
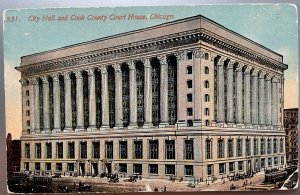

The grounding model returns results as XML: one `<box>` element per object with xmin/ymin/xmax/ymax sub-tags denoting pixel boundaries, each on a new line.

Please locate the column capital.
<box><xmin>251</xmin><ymin>68</ymin><xmax>260</xmax><ymax>77</ymax></box>
<box><xmin>259</xmin><ymin>70</ymin><xmax>266</xmax><ymax>79</ymax></box>
<box><xmin>217</xmin><ymin>56</ymin><xmax>227</xmax><ymax>65</ymax></box>
<box><xmin>29</xmin><ymin>77</ymin><xmax>39</xmax><ymax>85</ymax></box>
<box><xmin>52</xmin><ymin>73</ymin><xmax>59</xmax><ymax>82</ymax></box>
<box><xmin>266</xmin><ymin>74</ymin><xmax>272</xmax><ymax>81</ymax></box>
<box><xmin>19</xmin><ymin>78</ymin><xmax>28</xmax><ymax>86</ymax></box>
<box><xmin>174</xmin><ymin>51</ymin><xmax>186</xmax><ymax>61</ymax></box>
<box><xmin>100</xmin><ymin>66</ymin><xmax>107</xmax><ymax>74</ymax></box>
<box><xmin>210</xmin><ymin>52</ymin><xmax>218</xmax><ymax>61</ymax></box>
<box><xmin>236</xmin><ymin>64</ymin><xmax>243</xmax><ymax>72</ymax></box>
<box><xmin>157</xmin><ymin>54</ymin><xmax>168</xmax><ymax>65</ymax></box>
<box><xmin>128</xmin><ymin>60</ymin><xmax>136</xmax><ymax>70</ymax></box>
<box><xmin>244</xmin><ymin>66</ymin><xmax>252</xmax><ymax>74</ymax></box>
<box><xmin>227</xmin><ymin>60</ymin><xmax>235</xmax><ymax>69</ymax></box>
<box><xmin>142</xmin><ymin>58</ymin><xmax>151</xmax><ymax>68</ymax></box>
<box><xmin>41</xmin><ymin>76</ymin><xmax>48</xmax><ymax>84</ymax></box>
<box><xmin>272</xmin><ymin>76</ymin><xmax>280</xmax><ymax>83</ymax></box>
<box><xmin>87</xmin><ymin>68</ymin><xmax>95</xmax><ymax>76</ymax></box>
<box><xmin>75</xmin><ymin>70</ymin><xmax>83</xmax><ymax>79</ymax></box>
<box><xmin>63</xmin><ymin>72</ymin><xmax>71</xmax><ymax>80</ymax></box>
<box><xmin>113</xmin><ymin>64</ymin><xmax>121</xmax><ymax>72</ymax></box>
<box><xmin>192</xmin><ymin>49</ymin><xmax>201</xmax><ymax>59</ymax></box>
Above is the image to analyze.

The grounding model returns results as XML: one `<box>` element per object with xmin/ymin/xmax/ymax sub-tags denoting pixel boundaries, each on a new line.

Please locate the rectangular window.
<box><xmin>268</xmin><ymin>157</ymin><xmax>272</xmax><ymax>167</ymax></box>
<box><xmin>26</xmin><ymin>120</ymin><xmax>30</xmax><ymax>126</ymax></box>
<box><xmin>119</xmin><ymin>163</ymin><xmax>127</xmax><ymax>173</ymax></box>
<box><xmin>25</xmin><ymin>143</ymin><xmax>30</xmax><ymax>159</ymax></box>
<box><xmin>206</xmin><ymin>139</ymin><xmax>212</xmax><ymax>159</ymax></box>
<box><xmin>273</xmin><ymin>139</ymin><xmax>277</xmax><ymax>154</ymax></box>
<box><xmin>35</xmin><ymin>162</ymin><xmax>41</xmax><ymax>171</ymax></box>
<box><xmin>254</xmin><ymin>139</ymin><xmax>258</xmax><ymax>155</ymax></box>
<box><xmin>280</xmin><ymin>139</ymin><xmax>284</xmax><ymax>153</ymax></box>
<box><xmin>281</xmin><ymin>156</ymin><xmax>284</xmax><ymax>165</ymax></box>
<box><xmin>237</xmin><ymin>139</ymin><xmax>243</xmax><ymax>157</ymax></box>
<box><xmin>207</xmin><ymin>164</ymin><xmax>213</xmax><ymax>176</ymax></box>
<box><xmin>238</xmin><ymin>161</ymin><xmax>243</xmax><ymax>171</ymax></box>
<box><xmin>187</xmin><ymin>108</ymin><xmax>193</xmax><ymax>116</ymax></box>
<box><xmin>68</xmin><ymin>142</ymin><xmax>75</xmax><ymax>159</ymax></box>
<box><xmin>80</xmin><ymin>142</ymin><xmax>87</xmax><ymax>159</ymax></box>
<box><xmin>105</xmin><ymin>141</ymin><xmax>113</xmax><ymax>159</ymax></box>
<box><xmin>261</xmin><ymin>158</ymin><xmax>265</xmax><ymax>168</ymax></box>
<box><xmin>184</xmin><ymin>140</ymin><xmax>194</xmax><ymax>160</ymax></box>
<box><xmin>165</xmin><ymin>140</ymin><xmax>175</xmax><ymax>159</ymax></box>
<box><xmin>24</xmin><ymin>162</ymin><xmax>29</xmax><ymax>171</ymax></box>
<box><xmin>187</xmin><ymin>94</ymin><xmax>193</xmax><ymax>102</ymax></box>
<box><xmin>67</xmin><ymin>163</ymin><xmax>74</xmax><ymax>172</ymax></box>
<box><xmin>187</xmin><ymin>52</ymin><xmax>193</xmax><ymax>59</ymax></box>
<box><xmin>267</xmin><ymin>139</ymin><xmax>271</xmax><ymax>154</ymax></box>
<box><xmin>56</xmin><ymin>163</ymin><xmax>62</xmax><ymax>172</ymax></box>
<box><xmin>187</xmin><ymin>80</ymin><xmax>192</xmax><ymax>88</ymax></box>
<box><xmin>149</xmin><ymin>164</ymin><xmax>158</xmax><ymax>174</ymax></box>
<box><xmin>186</xmin><ymin>66</ymin><xmax>192</xmax><ymax>74</ymax></box>
<box><xmin>219</xmin><ymin>163</ymin><xmax>225</xmax><ymax>174</ymax></box>
<box><xmin>229</xmin><ymin>162</ymin><xmax>235</xmax><ymax>172</ymax></box>
<box><xmin>228</xmin><ymin>139</ymin><xmax>234</xmax><ymax>158</ymax></box>
<box><xmin>218</xmin><ymin>139</ymin><xmax>224</xmax><ymax>158</ymax></box>
<box><xmin>119</xmin><ymin>141</ymin><xmax>128</xmax><ymax>159</ymax></box>
<box><xmin>45</xmin><ymin>163</ymin><xmax>51</xmax><ymax>171</ymax></box>
<box><xmin>165</xmin><ymin>165</ymin><xmax>175</xmax><ymax>175</ymax></box>
<box><xmin>35</xmin><ymin>143</ymin><xmax>41</xmax><ymax>159</ymax></box>
<box><xmin>57</xmin><ymin>142</ymin><xmax>63</xmax><ymax>159</ymax></box>
<box><xmin>185</xmin><ymin>165</ymin><xmax>193</xmax><ymax>176</ymax></box>
<box><xmin>93</xmin><ymin>142</ymin><xmax>100</xmax><ymax>159</ymax></box>
<box><xmin>246</xmin><ymin>139</ymin><xmax>251</xmax><ymax>156</ymax></box>
<box><xmin>274</xmin><ymin>157</ymin><xmax>278</xmax><ymax>165</ymax></box>
<box><xmin>133</xmin><ymin>164</ymin><xmax>142</xmax><ymax>174</ymax></box>
<box><xmin>46</xmin><ymin>143</ymin><xmax>52</xmax><ymax>159</ymax></box>
<box><xmin>26</xmin><ymin>110</ymin><xmax>30</xmax><ymax>116</ymax></box>
<box><xmin>149</xmin><ymin>140</ymin><xmax>159</xmax><ymax>159</ymax></box>
<box><xmin>134</xmin><ymin>141</ymin><xmax>143</xmax><ymax>159</ymax></box>
<box><xmin>26</xmin><ymin>90</ymin><xmax>29</xmax><ymax>96</ymax></box>
<box><xmin>260</xmin><ymin>139</ymin><xmax>265</xmax><ymax>155</ymax></box>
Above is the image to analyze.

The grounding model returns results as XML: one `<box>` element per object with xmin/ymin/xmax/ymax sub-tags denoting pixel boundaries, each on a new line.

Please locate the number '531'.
<box><xmin>5</xmin><ymin>16</ymin><xmax>19</xmax><ymax>22</ymax></box>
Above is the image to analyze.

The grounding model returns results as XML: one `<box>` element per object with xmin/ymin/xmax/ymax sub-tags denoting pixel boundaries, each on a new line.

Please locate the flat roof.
<box><xmin>20</xmin><ymin>14</ymin><xmax>284</xmax><ymax>66</ymax></box>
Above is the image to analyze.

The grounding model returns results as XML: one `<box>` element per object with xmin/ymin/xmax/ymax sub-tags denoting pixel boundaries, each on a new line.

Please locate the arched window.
<box><xmin>204</xmin><ymin>80</ymin><xmax>209</xmax><ymax>88</ymax></box>
<box><xmin>205</xmin><ymin>94</ymin><xmax>210</xmax><ymax>102</ymax></box>
<box><xmin>205</xmin><ymin>108</ymin><xmax>210</xmax><ymax>116</ymax></box>
<box><xmin>205</xmin><ymin>66</ymin><xmax>209</xmax><ymax>74</ymax></box>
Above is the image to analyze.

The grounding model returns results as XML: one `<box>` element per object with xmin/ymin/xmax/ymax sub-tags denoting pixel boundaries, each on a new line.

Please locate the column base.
<box><xmin>266</xmin><ymin>125</ymin><xmax>273</xmax><ymax>130</ymax></box>
<box><xmin>176</xmin><ymin>120</ymin><xmax>186</xmax><ymax>127</ymax></box>
<box><xmin>236</xmin><ymin>123</ymin><xmax>245</xmax><ymax>128</ymax></box>
<box><xmin>143</xmin><ymin>122</ymin><xmax>153</xmax><ymax>129</ymax></box>
<box><xmin>113</xmin><ymin>126</ymin><xmax>122</xmax><ymax>130</ymax></box>
<box><xmin>244</xmin><ymin>124</ymin><xmax>253</xmax><ymax>129</ymax></box>
<box><xmin>100</xmin><ymin>126</ymin><xmax>109</xmax><ymax>131</ymax></box>
<box><xmin>252</xmin><ymin>125</ymin><xmax>260</xmax><ymax>129</ymax></box>
<box><xmin>63</xmin><ymin>127</ymin><xmax>73</xmax><ymax>132</ymax></box>
<box><xmin>210</xmin><ymin>121</ymin><xmax>217</xmax><ymax>127</ymax></box>
<box><xmin>216</xmin><ymin>122</ymin><xmax>226</xmax><ymax>127</ymax></box>
<box><xmin>43</xmin><ymin>128</ymin><xmax>51</xmax><ymax>134</ymax></box>
<box><xmin>260</xmin><ymin>124</ymin><xmax>267</xmax><ymax>129</ymax></box>
<box><xmin>159</xmin><ymin>122</ymin><xmax>169</xmax><ymax>128</ymax></box>
<box><xmin>87</xmin><ymin>126</ymin><xmax>97</xmax><ymax>132</ymax></box>
<box><xmin>226</xmin><ymin>123</ymin><xmax>235</xmax><ymax>128</ymax></box>
<box><xmin>52</xmin><ymin>129</ymin><xmax>60</xmax><ymax>133</ymax></box>
<box><xmin>75</xmin><ymin>127</ymin><xmax>84</xmax><ymax>132</ymax></box>
<box><xmin>128</xmin><ymin>125</ymin><xmax>138</xmax><ymax>130</ymax></box>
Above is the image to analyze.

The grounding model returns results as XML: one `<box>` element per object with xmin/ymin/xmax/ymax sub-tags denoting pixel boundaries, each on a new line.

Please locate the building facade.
<box><xmin>16</xmin><ymin>15</ymin><xmax>287</xmax><ymax>180</ymax></box>
<box><xmin>284</xmin><ymin>108</ymin><xmax>298</xmax><ymax>164</ymax></box>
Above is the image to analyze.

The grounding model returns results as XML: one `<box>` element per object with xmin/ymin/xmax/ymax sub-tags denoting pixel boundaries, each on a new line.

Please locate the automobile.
<box><xmin>124</xmin><ymin>175</ymin><xmax>138</xmax><ymax>182</ymax></box>
<box><xmin>57</xmin><ymin>185</ymin><xmax>70</xmax><ymax>193</ymax></box>
<box><xmin>187</xmin><ymin>183</ymin><xmax>195</xmax><ymax>188</ymax></box>
<box><xmin>52</xmin><ymin>172</ymin><xmax>62</xmax><ymax>178</ymax></box>
<box><xmin>78</xmin><ymin>182</ymin><xmax>91</xmax><ymax>192</ymax></box>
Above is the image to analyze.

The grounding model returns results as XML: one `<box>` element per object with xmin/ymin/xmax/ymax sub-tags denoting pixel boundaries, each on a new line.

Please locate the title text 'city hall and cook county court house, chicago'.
<box><xmin>16</xmin><ymin>15</ymin><xmax>288</xmax><ymax>180</ymax></box>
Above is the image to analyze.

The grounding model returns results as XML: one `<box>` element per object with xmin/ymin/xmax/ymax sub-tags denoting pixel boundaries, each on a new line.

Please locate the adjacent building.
<box><xmin>284</xmin><ymin>108</ymin><xmax>298</xmax><ymax>165</ymax></box>
<box><xmin>6</xmin><ymin>133</ymin><xmax>21</xmax><ymax>173</ymax></box>
<box><xmin>16</xmin><ymin>15</ymin><xmax>287</xmax><ymax>180</ymax></box>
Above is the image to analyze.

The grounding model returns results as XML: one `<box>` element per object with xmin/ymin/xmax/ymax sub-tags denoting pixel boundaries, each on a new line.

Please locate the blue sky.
<box><xmin>3</xmin><ymin>4</ymin><xmax>298</xmax><ymax>138</ymax></box>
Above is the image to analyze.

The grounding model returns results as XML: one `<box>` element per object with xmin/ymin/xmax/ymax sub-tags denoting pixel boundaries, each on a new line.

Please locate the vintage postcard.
<box><xmin>4</xmin><ymin>4</ymin><xmax>298</xmax><ymax>193</ymax></box>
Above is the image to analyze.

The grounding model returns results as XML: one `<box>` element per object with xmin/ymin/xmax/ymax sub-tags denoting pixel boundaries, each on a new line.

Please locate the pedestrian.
<box><xmin>164</xmin><ymin>185</ymin><xmax>166</xmax><ymax>192</ymax></box>
<box><xmin>73</xmin><ymin>182</ymin><xmax>76</xmax><ymax>189</ymax></box>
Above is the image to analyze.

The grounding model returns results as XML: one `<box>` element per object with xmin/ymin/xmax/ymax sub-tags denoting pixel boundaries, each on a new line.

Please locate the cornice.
<box><xmin>16</xmin><ymin>28</ymin><xmax>288</xmax><ymax>78</ymax></box>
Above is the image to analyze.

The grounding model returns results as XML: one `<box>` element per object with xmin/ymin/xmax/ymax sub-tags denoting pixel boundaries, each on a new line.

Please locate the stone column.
<box><xmin>31</xmin><ymin>78</ymin><xmax>40</xmax><ymax>133</ymax></box>
<box><xmin>143</xmin><ymin>58</ymin><xmax>152</xmax><ymax>128</ymax></box>
<box><xmin>265</xmin><ymin>74</ymin><xmax>272</xmax><ymax>126</ymax></box>
<box><xmin>217</xmin><ymin>57</ymin><xmax>226</xmax><ymax>124</ymax></box>
<box><xmin>226</xmin><ymin>61</ymin><xmax>234</xmax><ymax>124</ymax></box>
<box><xmin>113</xmin><ymin>64</ymin><xmax>123</xmax><ymax>128</ymax></box>
<box><xmin>258</xmin><ymin>71</ymin><xmax>266</xmax><ymax>126</ymax></box>
<box><xmin>52</xmin><ymin>74</ymin><xmax>61</xmax><ymax>132</ymax></box>
<box><xmin>272</xmin><ymin>77</ymin><xmax>278</xmax><ymax>126</ymax></box>
<box><xmin>42</xmin><ymin>76</ymin><xmax>50</xmax><ymax>133</ymax></box>
<box><xmin>63</xmin><ymin>72</ymin><xmax>72</xmax><ymax>131</ymax></box>
<box><xmin>244</xmin><ymin>66</ymin><xmax>251</xmax><ymax>125</ymax></box>
<box><xmin>158</xmin><ymin>54</ymin><xmax>169</xmax><ymax>127</ymax></box>
<box><xmin>100</xmin><ymin>66</ymin><xmax>109</xmax><ymax>129</ymax></box>
<box><xmin>19</xmin><ymin>79</ymin><xmax>27</xmax><ymax>134</ymax></box>
<box><xmin>75</xmin><ymin>70</ymin><xmax>84</xmax><ymax>131</ymax></box>
<box><xmin>88</xmin><ymin>68</ymin><xmax>96</xmax><ymax>131</ymax></box>
<box><xmin>235</xmin><ymin>64</ymin><xmax>243</xmax><ymax>124</ymax></box>
<box><xmin>128</xmin><ymin>60</ymin><xmax>137</xmax><ymax>129</ymax></box>
<box><xmin>251</xmin><ymin>69</ymin><xmax>259</xmax><ymax>126</ymax></box>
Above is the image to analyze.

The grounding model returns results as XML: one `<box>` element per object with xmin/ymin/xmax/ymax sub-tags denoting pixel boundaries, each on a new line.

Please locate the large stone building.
<box><xmin>16</xmin><ymin>15</ymin><xmax>287</xmax><ymax>180</ymax></box>
<box><xmin>284</xmin><ymin>108</ymin><xmax>298</xmax><ymax>165</ymax></box>
<box><xmin>6</xmin><ymin>133</ymin><xmax>21</xmax><ymax>173</ymax></box>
